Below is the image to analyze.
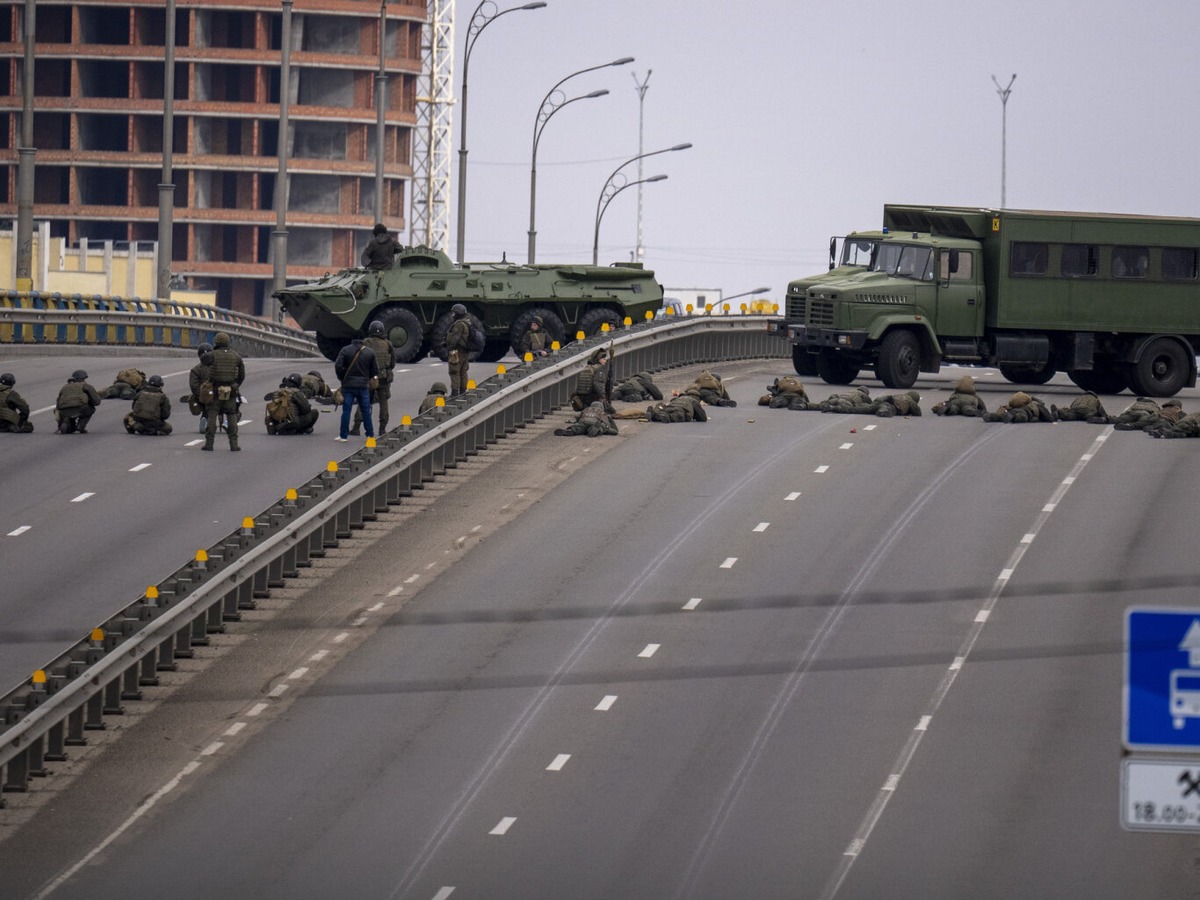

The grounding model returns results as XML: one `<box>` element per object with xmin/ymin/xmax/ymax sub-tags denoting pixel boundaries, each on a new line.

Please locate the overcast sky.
<box><xmin>432</xmin><ymin>0</ymin><xmax>1200</xmax><ymax>300</ymax></box>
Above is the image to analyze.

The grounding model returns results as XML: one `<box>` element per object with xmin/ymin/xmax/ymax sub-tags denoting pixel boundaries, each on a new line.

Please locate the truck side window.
<box><xmin>1113</xmin><ymin>246</ymin><xmax>1149</xmax><ymax>279</ymax></box>
<box><xmin>1163</xmin><ymin>248</ymin><xmax>1199</xmax><ymax>281</ymax></box>
<box><xmin>939</xmin><ymin>250</ymin><xmax>974</xmax><ymax>282</ymax></box>
<box><xmin>1011</xmin><ymin>242</ymin><xmax>1047</xmax><ymax>276</ymax></box>
<box><xmin>1061</xmin><ymin>244</ymin><xmax>1099</xmax><ymax>277</ymax></box>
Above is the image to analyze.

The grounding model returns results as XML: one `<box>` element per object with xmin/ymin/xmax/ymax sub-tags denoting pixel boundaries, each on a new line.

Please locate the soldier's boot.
<box><xmin>202</xmin><ymin>441</ymin><xmax>214</xmax><ymax>451</ymax></box>
<box><xmin>230</xmin><ymin>438</ymin><xmax>241</xmax><ymax>451</ymax></box>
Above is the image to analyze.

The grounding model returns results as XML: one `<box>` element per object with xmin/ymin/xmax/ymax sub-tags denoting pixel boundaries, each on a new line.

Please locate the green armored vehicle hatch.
<box><xmin>273</xmin><ymin>246</ymin><xmax>664</xmax><ymax>363</ymax></box>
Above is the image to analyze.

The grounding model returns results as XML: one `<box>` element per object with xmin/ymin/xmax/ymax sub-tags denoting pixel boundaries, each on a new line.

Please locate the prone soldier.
<box><xmin>758</xmin><ymin>376</ymin><xmax>810</xmax><ymax>410</ymax></box>
<box><xmin>102</xmin><ymin>367</ymin><xmax>147</xmax><ymax>400</ymax></box>
<box><xmin>871</xmin><ymin>390</ymin><xmax>922</xmax><ymax>417</ymax></box>
<box><xmin>983</xmin><ymin>391</ymin><xmax>1054</xmax><ymax>422</ymax></box>
<box><xmin>1051</xmin><ymin>392</ymin><xmax>1112</xmax><ymax>424</ymax></box>
<box><xmin>686</xmin><ymin>370</ymin><xmax>737</xmax><ymax>407</ymax></box>
<box><xmin>646</xmin><ymin>391</ymin><xmax>708</xmax><ymax>423</ymax></box>
<box><xmin>1113</xmin><ymin>397</ymin><xmax>1183</xmax><ymax>431</ymax></box>
<box><xmin>816</xmin><ymin>385</ymin><xmax>874</xmax><ymax>414</ymax></box>
<box><xmin>931</xmin><ymin>376</ymin><xmax>988</xmax><ymax>417</ymax></box>
<box><xmin>612</xmin><ymin>371</ymin><xmax>662</xmax><ymax>403</ymax></box>
<box><xmin>554</xmin><ymin>401</ymin><xmax>619</xmax><ymax>437</ymax></box>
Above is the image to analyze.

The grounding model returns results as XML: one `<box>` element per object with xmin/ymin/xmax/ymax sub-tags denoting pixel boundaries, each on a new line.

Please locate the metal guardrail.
<box><xmin>0</xmin><ymin>292</ymin><xmax>316</xmax><ymax>358</ymax></box>
<box><xmin>0</xmin><ymin>315</ymin><xmax>787</xmax><ymax>802</ymax></box>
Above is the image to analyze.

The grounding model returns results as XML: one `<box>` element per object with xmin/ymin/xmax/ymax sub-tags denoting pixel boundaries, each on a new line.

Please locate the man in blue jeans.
<box><xmin>333</xmin><ymin>336</ymin><xmax>379</xmax><ymax>442</ymax></box>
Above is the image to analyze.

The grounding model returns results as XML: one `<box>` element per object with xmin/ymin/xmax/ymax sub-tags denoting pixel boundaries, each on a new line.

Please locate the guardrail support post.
<box><xmin>120</xmin><ymin>662</ymin><xmax>142</xmax><ymax>701</ymax></box>
<box><xmin>45</xmin><ymin>721</ymin><xmax>68</xmax><ymax>761</ymax></box>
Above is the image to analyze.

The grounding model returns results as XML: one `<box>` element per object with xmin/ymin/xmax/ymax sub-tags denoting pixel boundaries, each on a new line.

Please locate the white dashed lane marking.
<box><xmin>815</xmin><ymin>465</ymin><xmax>830</xmax><ymax>473</ymax></box>
<box><xmin>595</xmin><ymin>695</ymin><xmax>617</xmax><ymax>711</ymax></box>
<box><xmin>489</xmin><ymin>817</ymin><xmax>516</xmax><ymax>836</ymax></box>
<box><xmin>71</xmin><ymin>493</ymin><xmax>94</xmax><ymax>503</ymax></box>
<box><xmin>432</xmin><ymin>889</ymin><xmax>455</xmax><ymax>900</ymax></box>
<box><xmin>7</xmin><ymin>525</ymin><xmax>31</xmax><ymax>537</ymax></box>
<box><xmin>682</xmin><ymin>598</ymin><xmax>702</xmax><ymax>610</ymax></box>
<box><xmin>753</xmin><ymin>522</ymin><xmax>769</xmax><ymax>533</ymax></box>
<box><xmin>785</xmin><ymin>492</ymin><xmax>801</xmax><ymax>501</ymax></box>
<box><xmin>638</xmin><ymin>644</ymin><xmax>660</xmax><ymax>658</ymax></box>
<box><xmin>546</xmin><ymin>754</ymin><xmax>571</xmax><ymax>772</ymax></box>
<box><xmin>840</xmin><ymin>442</ymin><xmax>854</xmax><ymax>450</ymax></box>
<box><xmin>129</xmin><ymin>463</ymin><xmax>151</xmax><ymax>472</ymax></box>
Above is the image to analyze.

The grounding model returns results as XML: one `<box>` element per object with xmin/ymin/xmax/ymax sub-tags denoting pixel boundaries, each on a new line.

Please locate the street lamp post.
<box><xmin>375</xmin><ymin>0</ymin><xmax>388</xmax><ymax>225</ymax></box>
<box><xmin>591</xmin><ymin>143</ymin><xmax>691</xmax><ymax>265</ymax></box>
<box><xmin>455</xmin><ymin>0</ymin><xmax>547</xmax><ymax>264</ymax></box>
<box><xmin>722</xmin><ymin>286</ymin><xmax>771</xmax><ymax>305</ymax></box>
<box><xmin>271</xmin><ymin>0</ymin><xmax>293</xmax><ymax>319</ymax></box>
<box><xmin>593</xmin><ymin>174</ymin><xmax>666</xmax><ymax>266</ymax></box>
<box><xmin>992</xmin><ymin>73</ymin><xmax>1016</xmax><ymax>208</ymax></box>
<box><xmin>528</xmin><ymin>56</ymin><xmax>633</xmax><ymax>264</ymax></box>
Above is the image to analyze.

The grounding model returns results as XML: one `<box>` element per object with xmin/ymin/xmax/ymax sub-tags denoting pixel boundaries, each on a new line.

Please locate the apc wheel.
<box><xmin>1129</xmin><ymin>338</ymin><xmax>1190</xmax><ymax>398</ymax></box>
<box><xmin>375</xmin><ymin>306</ymin><xmax>425</xmax><ymax>363</ymax></box>
<box><xmin>429</xmin><ymin>309</ymin><xmax>486</xmax><ymax>362</ymax></box>
<box><xmin>509</xmin><ymin>307</ymin><xmax>566</xmax><ymax>355</ymax></box>
<box><xmin>477</xmin><ymin>339</ymin><xmax>510</xmax><ymax>363</ymax></box>
<box><xmin>1068</xmin><ymin>365</ymin><xmax>1128</xmax><ymax>395</ymax></box>
<box><xmin>579</xmin><ymin>307</ymin><xmax>622</xmax><ymax>338</ymax></box>
<box><xmin>875</xmin><ymin>330</ymin><xmax>921</xmax><ymax>389</ymax></box>
<box><xmin>999</xmin><ymin>361</ymin><xmax>1056</xmax><ymax>386</ymax></box>
<box><xmin>791</xmin><ymin>345</ymin><xmax>819</xmax><ymax>377</ymax></box>
<box><xmin>816</xmin><ymin>350</ymin><xmax>859</xmax><ymax>385</ymax></box>
<box><xmin>315</xmin><ymin>333</ymin><xmax>342</xmax><ymax>363</ymax></box>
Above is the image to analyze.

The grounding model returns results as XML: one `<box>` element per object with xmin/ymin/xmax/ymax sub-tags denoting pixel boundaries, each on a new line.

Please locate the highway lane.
<box><xmin>0</xmin><ymin>349</ymin><xmax>482</xmax><ymax>694</ymax></box>
<box><xmin>5</xmin><ymin>363</ymin><xmax>1200</xmax><ymax>899</ymax></box>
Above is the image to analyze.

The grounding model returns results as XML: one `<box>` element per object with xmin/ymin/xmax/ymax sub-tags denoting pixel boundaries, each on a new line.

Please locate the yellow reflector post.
<box><xmin>241</xmin><ymin>516</ymin><xmax>255</xmax><ymax>532</ymax></box>
<box><xmin>146</xmin><ymin>585</ymin><xmax>159</xmax><ymax>600</ymax></box>
<box><xmin>285</xmin><ymin>488</ymin><xmax>298</xmax><ymax>501</ymax></box>
<box><xmin>498</xmin><ymin>363</ymin><xmax>508</xmax><ymax>373</ymax></box>
<box><xmin>90</xmin><ymin>628</ymin><xmax>104</xmax><ymax>643</ymax></box>
<box><xmin>624</xmin><ymin>316</ymin><xmax>632</xmax><ymax>326</ymax></box>
<box><xmin>466</xmin><ymin>379</ymin><xmax>476</xmax><ymax>389</ymax></box>
<box><xmin>644</xmin><ymin>311</ymin><xmax>653</xmax><ymax>320</ymax></box>
<box><xmin>327</xmin><ymin>461</ymin><xmax>339</xmax><ymax>473</ymax></box>
<box><xmin>551</xmin><ymin>340</ymin><xmax>561</xmax><ymax>350</ymax></box>
<box><xmin>600</xmin><ymin>323</ymin><xmax>610</xmax><ymax>332</ymax></box>
<box><xmin>366</xmin><ymin>437</ymin><xmax>377</xmax><ymax>449</ymax></box>
<box><xmin>32</xmin><ymin>669</ymin><xmax>46</xmax><ymax>686</ymax></box>
<box><xmin>195</xmin><ymin>549</ymin><xmax>209</xmax><ymax>563</ymax></box>
<box><xmin>401</xmin><ymin>415</ymin><xmax>412</xmax><ymax>426</ymax></box>
<box><xmin>524</xmin><ymin>352</ymin><xmax>533</xmax><ymax>362</ymax></box>
<box><xmin>575</xmin><ymin>331</ymin><xmax>585</xmax><ymax>341</ymax></box>
<box><xmin>435</xmin><ymin>397</ymin><xmax>445</xmax><ymax>407</ymax></box>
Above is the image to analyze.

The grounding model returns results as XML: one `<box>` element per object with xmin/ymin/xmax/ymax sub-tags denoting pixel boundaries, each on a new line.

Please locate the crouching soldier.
<box><xmin>871</xmin><ymin>390</ymin><xmax>922</xmax><ymax>417</ymax></box>
<box><xmin>1114</xmin><ymin>397</ymin><xmax>1183</xmax><ymax>431</ymax></box>
<box><xmin>554</xmin><ymin>400</ymin><xmax>619</xmax><ymax>437</ymax></box>
<box><xmin>817</xmin><ymin>385</ymin><xmax>874</xmax><ymax>414</ymax></box>
<box><xmin>1052</xmin><ymin>392</ymin><xmax>1112</xmax><ymax>424</ymax></box>
<box><xmin>419</xmin><ymin>381</ymin><xmax>449</xmax><ymax>414</ymax></box>
<box><xmin>55</xmin><ymin>370</ymin><xmax>102</xmax><ymax>434</ymax></box>
<box><xmin>758</xmin><ymin>376</ymin><xmax>810</xmax><ymax>410</ymax></box>
<box><xmin>647</xmin><ymin>391</ymin><xmax>708</xmax><ymax>423</ymax></box>
<box><xmin>983</xmin><ymin>391</ymin><xmax>1054</xmax><ymax>422</ymax></box>
<box><xmin>264</xmin><ymin>374</ymin><xmax>319</xmax><ymax>435</ymax></box>
<box><xmin>931</xmin><ymin>376</ymin><xmax>988</xmax><ymax>417</ymax></box>
<box><xmin>124</xmin><ymin>375</ymin><xmax>172</xmax><ymax>435</ymax></box>
<box><xmin>0</xmin><ymin>372</ymin><xmax>33</xmax><ymax>432</ymax></box>
<box><xmin>612</xmin><ymin>371</ymin><xmax>663</xmax><ymax>402</ymax></box>
<box><xmin>687</xmin><ymin>370</ymin><xmax>737</xmax><ymax>407</ymax></box>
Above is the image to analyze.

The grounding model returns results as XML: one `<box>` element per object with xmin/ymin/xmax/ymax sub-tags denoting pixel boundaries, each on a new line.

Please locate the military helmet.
<box><xmin>906</xmin><ymin>390</ymin><xmax>921</xmax><ymax>401</ymax></box>
<box><xmin>72</xmin><ymin>369</ymin><xmax>88</xmax><ymax>381</ymax></box>
<box><xmin>368</xmin><ymin>320</ymin><xmax>385</xmax><ymax>336</ymax></box>
<box><xmin>451</xmin><ymin>303</ymin><xmax>467</xmax><ymax>317</ymax></box>
<box><xmin>286</xmin><ymin>373</ymin><xmax>303</xmax><ymax>388</ymax></box>
<box><xmin>198</xmin><ymin>342</ymin><xmax>213</xmax><ymax>356</ymax></box>
<box><xmin>307</xmin><ymin>370</ymin><xmax>322</xmax><ymax>378</ymax></box>
<box><xmin>0</xmin><ymin>372</ymin><xmax>14</xmax><ymax>386</ymax></box>
<box><xmin>147</xmin><ymin>375</ymin><xmax>164</xmax><ymax>388</ymax></box>
<box><xmin>430</xmin><ymin>381</ymin><xmax>447</xmax><ymax>394</ymax></box>
<box><xmin>213</xmin><ymin>332</ymin><xmax>231</xmax><ymax>348</ymax></box>
<box><xmin>1165</xmin><ymin>398</ymin><xmax>1183</xmax><ymax>408</ymax></box>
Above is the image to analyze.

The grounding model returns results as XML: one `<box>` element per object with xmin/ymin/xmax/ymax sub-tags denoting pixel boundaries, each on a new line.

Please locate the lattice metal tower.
<box><xmin>410</xmin><ymin>0</ymin><xmax>454</xmax><ymax>251</ymax></box>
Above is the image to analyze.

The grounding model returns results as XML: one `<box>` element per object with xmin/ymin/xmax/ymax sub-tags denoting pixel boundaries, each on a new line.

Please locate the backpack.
<box><xmin>116</xmin><ymin>368</ymin><xmax>145</xmax><ymax>388</ymax></box>
<box><xmin>467</xmin><ymin>323</ymin><xmax>486</xmax><ymax>353</ymax></box>
<box><xmin>267</xmin><ymin>390</ymin><xmax>293</xmax><ymax>424</ymax></box>
<box><xmin>198</xmin><ymin>380</ymin><xmax>214</xmax><ymax>405</ymax></box>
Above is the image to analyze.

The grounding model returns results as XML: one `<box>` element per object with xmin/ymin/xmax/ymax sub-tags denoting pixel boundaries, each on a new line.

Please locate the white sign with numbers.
<box><xmin>1122</xmin><ymin>758</ymin><xmax>1200</xmax><ymax>831</ymax></box>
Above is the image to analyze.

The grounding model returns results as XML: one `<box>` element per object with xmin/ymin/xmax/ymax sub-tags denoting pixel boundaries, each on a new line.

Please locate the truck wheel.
<box><xmin>509</xmin><ymin>307</ymin><xmax>566</xmax><ymax>355</ymax></box>
<box><xmin>791</xmin><ymin>345</ymin><xmax>819</xmax><ymax>377</ymax></box>
<box><xmin>817</xmin><ymin>350</ymin><xmax>859</xmax><ymax>385</ymax></box>
<box><xmin>477</xmin><ymin>339</ymin><xmax>510</xmax><ymax>362</ymax></box>
<box><xmin>1129</xmin><ymin>337</ymin><xmax>1190</xmax><ymax>398</ymax></box>
<box><xmin>376</xmin><ymin>306</ymin><xmax>425</xmax><ymax>363</ymax></box>
<box><xmin>999</xmin><ymin>361</ymin><xmax>1056</xmax><ymax>386</ymax></box>
<box><xmin>315</xmin><ymin>333</ymin><xmax>342</xmax><ymax>363</ymax></box>
<box><xmin>1068</xmin><ymin>365</ymin><xmax>1128</xmax><ymax>395</ymax></box>
<box><xmin>875</xmin><ymin>330</ymin><xmax>921</xmax><ymax>389</ymax></box>
<box><xmin>579</xmin><ymin>307</ymin><xmax>622</xmax><ymax>337</ymax></box>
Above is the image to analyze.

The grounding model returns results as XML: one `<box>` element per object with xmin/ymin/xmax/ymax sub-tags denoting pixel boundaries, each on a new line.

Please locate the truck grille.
<box><xmin>785</xmin><ymin>296</ymin><xmax>806</xmax><ymax>320</ymax></box>
<box><xmin>808</xmin><ymin>299</ymin><xmax>835</xmax><ymax>327</ymax></box>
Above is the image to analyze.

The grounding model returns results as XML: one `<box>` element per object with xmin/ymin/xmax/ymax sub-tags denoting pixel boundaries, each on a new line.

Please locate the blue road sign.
<box><xmin>1126</xmin><ymin>608</ymin><xmax>1200</xmax><ymax>751</ymax></box>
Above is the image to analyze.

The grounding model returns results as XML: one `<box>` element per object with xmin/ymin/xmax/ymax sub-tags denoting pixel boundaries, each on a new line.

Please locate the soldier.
<box><xmin>931</xmin><ymin>375</ymin><xmax>988</xmax><ymax>417</ymax></box>
<box><xmin>1051</xmin><ymin>391</ymin><xmax>1112</xmax><ymax>424</ymax></box>
<box><xmin>553</xmin><ymin>400</ymin><xmax>619</xmax><ymax>437</ymax></box>
<box><xmin>352</xmin><ymin>320</ymin><xmax>395</xmax><ymax>435</ymax></box>
<box><xmin>1113</xmin><ymin>397</ymin><xmax>1183</xmax><ymax>431</ymax></box>
<box><xmin>0</xmin><ymin>372</ymin><xmax>33</xmax><ymax>432</ymax></box>
<box><xmin>124</xmin><ymin>375</ymin><xmax>173</xmax><ymax>435</ymax></box>
<box><xmin>570</xmin><ymin>347</ymin><xmax>611</xmax><ymax>412</ymax></box>
<box><xmin>1147</xmin><ymin>409</ymin><xmax>1200</xmax><ymax>438</ymax></box>
<box><xmin>299</xmin><ymin>370</ymin><xmax>337</xmax><ymax>406</ymax></box>
<box><xmin>646</xmin><ymin>390</ymin><xmax>708</xmax><ymax>423</ymax></box>
<box><xmin>612</xmin><ymin>371</ymin><xmax>662</xmax><ymax>403</ymax></box>
<box><xmin>445</xmin><ymin>303</ymin><xmax>472</xmax><ymax>396</ymax></box>
<box><xmin>757</xmin><ymin>376</ymin><xmax>810</xmax><ymax>410</ymax></box>
<box><xmin>102</xmin><ymin>367</ymin><xmax>147</xmax><ymax>400</ymax></box>
<box><xmin>334</xmin><ymin>335</ymin><xmax>378</xmax><ymax>441</ymax></box>
<box><xmin>419</xmin><ymin>381</ymin><xmax>449</xmax><ymax>414</ymax></box>
<box><xmin>54</xmin><ymin>369</ymin><xmax>102</xmax><ymax>434</ymax></box>
<box><xmin>264</xmin><ymin>374</ymin><xmax>320</xmax><ymax>435</ymax></box>
<box><xmin>361</xmin><ymin>223</ymin><xmax>403</xmax><ymax>270</ymax></box>
<box><xmin>816</xmin><ymin>385</ymin><xmax>874</xmax><ymax>414</ymax></box>
<box><xmin>870</xmin><ymin>390</ymin><xmax>922</xmax><ymax>417</ymax></box>
<box><xmin>983</xmin><ymin>391</ymin><xmax>1054</xmax><ymax>422</ymax></box>
<box><xmin>686</xmin><ymin>370</ymin><xmax>737</xmax><ymax>407</ymax></box>
<box><xmin>203</xmin><ymin>331</ymin><xmax>245</xmax><ymax>451</ymax></box>
<box><xmin>519</xmin><ymin>315</ymin><xmax>551</xmax><ymax>359</ymax></box>
<box><xmin>185</xmin><ymin>343</ymin><xmax>214</xmax><ymax>432</ymax></box>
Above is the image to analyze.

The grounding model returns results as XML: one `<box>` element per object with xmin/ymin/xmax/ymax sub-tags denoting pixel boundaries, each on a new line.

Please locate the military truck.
<box><xmin>273</xmin><ymin>245</ymin><xmax>663</xmax><ymax>363</ymax></box>
<box><xmin>784</xmin><ymin>205</ymin><xmax>1200</xmax><ymax>396</ymax></box>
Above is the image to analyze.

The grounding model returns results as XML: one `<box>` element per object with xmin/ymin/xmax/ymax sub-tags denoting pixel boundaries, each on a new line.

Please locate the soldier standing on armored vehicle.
<box><xmin>445</xmin><ymin>304</ymin><xmax>472</xmax><ymax>396</ymax></box>
<box><xmin>361</xmin><ymin>223</ymin><xmax>403</xmax><ymax>270</ymax></box>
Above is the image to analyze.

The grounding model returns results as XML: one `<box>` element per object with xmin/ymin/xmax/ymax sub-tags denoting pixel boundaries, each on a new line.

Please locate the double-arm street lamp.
<box><xmin>591</xmin><ymin>142</ymin><xmax>691</xmax><ymax>265</ymax></box>
<box><xmin>527</xmin><ymin>56</ymin><xmax>633</xmax><ymax>264</ymax></box>
<box><xmin>722</xmin><ymin>286</ymin><xmax>771</xmax><ymax>306</ymax></box>
<box><xmin>456</xmin><ymin>0</ymin><xmax>547</xmax><ymax>264</ymax></box>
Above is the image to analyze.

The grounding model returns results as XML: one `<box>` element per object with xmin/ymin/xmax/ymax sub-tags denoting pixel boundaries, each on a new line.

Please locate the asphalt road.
<box><xmin>3</xmin><ymin>360</ymin><xmax>1200</xmax><ymax>899</ymax></box>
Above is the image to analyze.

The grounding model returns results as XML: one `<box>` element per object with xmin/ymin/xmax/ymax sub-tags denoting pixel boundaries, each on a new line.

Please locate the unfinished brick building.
<box><xmin>0</xmin><ymin>0</ymin><xmax>427</xmax><ymax>314</ymax></box>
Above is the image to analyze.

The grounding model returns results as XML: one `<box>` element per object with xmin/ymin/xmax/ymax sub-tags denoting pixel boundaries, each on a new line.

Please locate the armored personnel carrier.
<box><xmin>274</xmin><ymin>246</ymin><xmax>664</xmax><ymax>363</ymax></box>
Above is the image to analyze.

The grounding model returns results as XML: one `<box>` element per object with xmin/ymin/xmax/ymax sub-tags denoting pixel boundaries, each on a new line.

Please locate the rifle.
<box><xmin>604</xmin><ymin>339</ymin><xmax>615</xmax><ymax>403</ymax></box>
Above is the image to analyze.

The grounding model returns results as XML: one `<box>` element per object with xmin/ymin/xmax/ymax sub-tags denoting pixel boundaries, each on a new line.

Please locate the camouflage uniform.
<box><xmin>758</xmin><ymin>376</ymin><xmax>810</xmax><ymax>410</ymax></box>
<box><xmin>570</xmin><ymin>348</ymin><xmax>611</xmax><ymax>412</ymax></box>
<box><xmin>1113</xmin><ymin>397</ymin><xmax>1181</xmax><ymax>431</ymax></box>
<box><xmin>519</xmin><ymin>317</ymin><xmax>551</xmax><ymax>358</ymax></box>
<box><xmin>647</xmin><ymin>393</ymin><xmax>708</xmax><ymax>423</ymax></box>
<box><xmin>353</xmin><ymin>327</ymin><xmax>395</xmax><ymax>434</ymax></box>
<box><xmin>204</xmin><ymin>331</ymin><xmax>245</xmax><ymax>451</ymax></box>
<box><xmin>686</xmin><ymin>371</ymin><xmax>737</xmax><ymax>407</ymax></box>
<box><xmin>102</xmin><ymin>368</ymin><xmax>146</xmax><ymax>400</ymax></box>
<box><xmin>55</xmin><ymin>371</ymin><xmax>102</xmax><ymax>434</ymax></box>
<box><xmin>299</xmin><ymin>371</ymin><xmax>336</xmax><ymax>405</ymax></box>
<box><xmin>445</xmin><ymin>305</ymin><xmax>472</xmax><ymax>396</ymax></box>
<box><xmin>1051</xmin><ymin>392</ymin><xmax>1112</xmax><ymax>424</ymax></box>
<box><xmin>419</xmin><ymin>381</ymin><xmax>449</xmax><ymax>414</ymax></box>
<box><xmin>931</xmin><ymin>376</ymin><xmax>988</xmax><ymax>417</ymax></box>
<box><xmin>1148</xmin><ymin>410</ymin><xmax>1200</xmax><ymax>438</ymax></box>
<box><xmin>124</xmin><ymin>380</ymin><xmax>173</xmax><ymax>435</ymax></box>
<box><xmin>186</xmin><ymin>350</ymin><xmax>214</xmax><ymax>418</ymax></box>
<box><xmin>612</xmin><ymin>371</ymin><xmax>663</xmax><ymax>402</ymax></box>
<box><xmin>0</xmin><ymin>376</ymin><xmax>33</xmax><ymax>432</ymax></box>
<box><xmin>983</xmin><ymin>391</ymin><xmax>1053</xmax><ymax>423</ymax></box>
<box><xmin>871</xmin><ymin>390</ymin><xmax>922</xmax><ymax>417</ymax></box>
<box><xmin>361</xmin><ymin>225</ymin><xmax>402</xmax><ymax>269</ymax></box>
<box><xmin>817</xmin><ymin>385</ymin><xmax>874</xmax><ymax>414</ymax></box>
<box><xmin>264</xmin><ymin>382</ymin><xmax>319</xmax><ymax>435</ymax></box>
<box><xmin>554</xmin><ymin>401</ymin><xmax>619</xmax><ymax>437</ymax></box>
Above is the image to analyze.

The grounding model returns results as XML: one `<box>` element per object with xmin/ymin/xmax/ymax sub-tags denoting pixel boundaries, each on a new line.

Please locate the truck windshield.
<box><xmin>838</xmin><ymin>238</ymin><xmax>876</xmax><ymax>267</ymax></box>
<box><xmin>872</xmin><ymin>244</ymin><xmax>934</xmax><ymax>281</ymax></box>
